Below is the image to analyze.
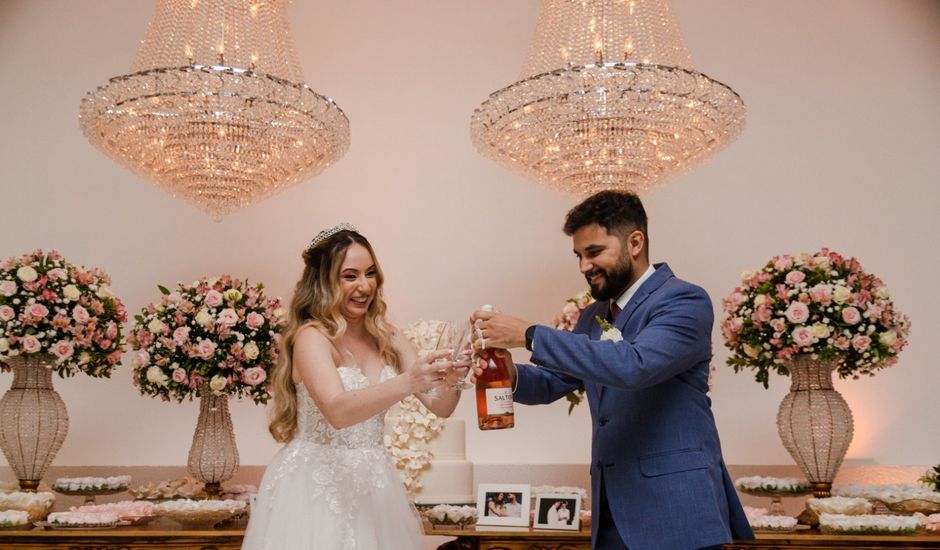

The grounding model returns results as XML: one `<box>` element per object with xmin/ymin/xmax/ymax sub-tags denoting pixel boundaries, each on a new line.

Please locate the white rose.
<box><xmin>832</xmin><ymin>286</ymin><xmax>852</xmax><ymax>304</ymax></box>
<box><xmin>754</xmin><ymin>294</ymin><xmax>768</xmax><ymax>307</ymax></box>
<box><xmin>273</xmin><ymin>307</ymin><xmax>286</xmax><ymax>319</ymax></box>
<box><xmin>741</xmin><ymin>270</ymin><xmax>755</xmax><ymax>282</ymax></box>
<box><xmin>243</xmin><ymin>341</ymin><xmax>260</xmax><ymax>360</ymax></box>
<box><xmin>62</xmin><ymin>284</ymin><xmax>81</xmax><ymax>301</ymax></box>
<box><xmin>811</xmin><ymin>323</ymin><xmax>831</xmax><ymax>339</ymax></box>
<box><xmin>600</xmin><ymin>327</ymin><xmax>623</xmax><ymax>342</ymax></box>
<box><xmin>0</xmin><ymin>338</ymin><xmax>8</xmax><ymax>352</ymax></box>
<box><xmin>147</xmin><ymin>318</ymin><xmax>166</xmax><ymax>334</ymax></box>
<box><xmin>209</xmin><ymin>375</ymin><xmax>227</xmax><ymax>392</ymax></box>
<box><xmin>146</xmin><ymin>366</ymin><xmax>169</xmax><ymax>387</ymax></box>
<box><xmin>878</xmin><ymin>331</ymin><xmax>898</xmax><ymax>347</ymax></box>
<box><xmin>224</xmin><ymin>289</ymin><xmax>242</xmax><ymax>302</ymax></box>
<box><xmin>874</xmin><ymin>286</ymin><xmax>890</xmax><ymax>300</ymax></box>
<box><xmin>16</xmin><ymin>266</ymin><xmax>38</xmax><ymax>282</ymax></box>
<box><xmin>195</xmin><ymin>309</ymin><xmax>212</xmax><ymax>327</ymax></box>
<box><xmin>96</xmin><ymin>286</ymin><xmax>113</xmax><ymax>299</ymax></box>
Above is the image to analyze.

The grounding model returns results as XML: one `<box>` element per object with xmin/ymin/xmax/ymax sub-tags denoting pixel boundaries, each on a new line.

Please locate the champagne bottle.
<box><xmin>475</xmin><ymin>305</ymin><xmax>515</xmax><ymax>430</ymax></box>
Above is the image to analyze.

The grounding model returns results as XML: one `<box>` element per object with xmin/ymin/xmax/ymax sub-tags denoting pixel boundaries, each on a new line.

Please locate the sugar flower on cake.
<box><xmin>130</xmin><ymin>275</ymin><xmax>286</xmax><ymax>404</ymax></box>
<box><xmin>722</xmin><ymin>249</ymin><xmax>911</xmax><ymax>388</ymax></box>
<box><xmin>0</xmin><ymin>250</ymin><xmax>126</xmax><ymax>377</ymax></box>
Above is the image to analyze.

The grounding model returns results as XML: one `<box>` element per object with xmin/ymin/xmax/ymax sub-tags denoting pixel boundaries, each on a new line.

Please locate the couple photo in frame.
<box><xmin>533</xmin><ymin>493</ymin><xmax>582</xmax><ymax>531</ymax></box>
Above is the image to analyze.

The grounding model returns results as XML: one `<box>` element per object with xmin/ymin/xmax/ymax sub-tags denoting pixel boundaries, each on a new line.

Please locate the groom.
<box><xmin>472</xmin><ymin>191</ymin><xmax>753</xmax><ymax>550</ymax></box>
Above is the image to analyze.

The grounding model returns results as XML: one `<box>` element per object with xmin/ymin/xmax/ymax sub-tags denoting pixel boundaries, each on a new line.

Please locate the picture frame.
<box><xmin>533</xmin><ymin>493</ymin><xmax>582</xmax><ymax>531</ymax></box>
<box><xmin>475</xmin><ymin>483</ymin><xmax>531</xmax><ymax>527</ymax></box>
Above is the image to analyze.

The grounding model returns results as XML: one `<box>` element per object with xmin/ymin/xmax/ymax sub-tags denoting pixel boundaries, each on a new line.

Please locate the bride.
<box><xmin>242</xmin><ymin>223</ymin><xmax>464</xmax><ymax>549</ymax></box>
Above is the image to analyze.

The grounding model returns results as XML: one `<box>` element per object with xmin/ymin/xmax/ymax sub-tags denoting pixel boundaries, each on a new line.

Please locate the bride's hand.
<box><xmin>407</xmin><ymin>349</ymin><xmax>454</xmax><ymax>394</ymax></box>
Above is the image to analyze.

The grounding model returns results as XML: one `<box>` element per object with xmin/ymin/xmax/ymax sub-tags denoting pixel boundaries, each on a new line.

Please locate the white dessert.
<box><xmin>807</xmin><ymin>496</ymin><xmax>873</xmax><ymax>516</ymax></box>
<box><xmin>53</xmin><ymin>475</ymin><xmax>130</xmax><ymax>491</ymax></box>
<box><xmin>0</xmin><ymin>510</ymin><xmax>29</xmax><ymax>527</ymax></box>
<box><xmin>48</xmin><ymin>511</ymin><xmax>119</xmax><ymax>525</ymax></box>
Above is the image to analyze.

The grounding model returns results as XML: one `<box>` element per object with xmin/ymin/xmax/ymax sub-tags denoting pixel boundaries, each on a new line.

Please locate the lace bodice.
<box><xmin>295</xmin><ymin>365</ymin><xmax>395</xmax><ymax>449</ymax></box>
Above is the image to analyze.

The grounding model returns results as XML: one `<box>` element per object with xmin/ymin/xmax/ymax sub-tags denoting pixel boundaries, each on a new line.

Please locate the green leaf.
<box><xmin>157</xmin><ymin>285</ymin><xmax>171</xmax><ymax>296</ymax></box>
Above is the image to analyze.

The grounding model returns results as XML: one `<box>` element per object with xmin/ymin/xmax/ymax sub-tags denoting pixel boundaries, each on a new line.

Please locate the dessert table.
<box><xmin>0</xmin><ymin>521</ymin><xmax>938</xmax><ymax>549</ymax></box>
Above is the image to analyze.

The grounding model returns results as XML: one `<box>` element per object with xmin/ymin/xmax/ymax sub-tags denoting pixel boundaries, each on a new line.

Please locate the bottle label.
<box><xmin>485</xmin><ymin>387</ymin><xmax>514</xmax><ymax>415</ymax></box>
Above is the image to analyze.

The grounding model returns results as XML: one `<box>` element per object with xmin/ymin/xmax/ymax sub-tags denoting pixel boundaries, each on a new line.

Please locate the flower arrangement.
<box><xmin>0</xmin><ymin>250</ymin><xmax>126</xmax><ymax>377</ymax></box>
<box><xmin>425</xmin><ymin>504</ymin><xmax>477</xmax><ymax>527</ymax></box>
<box><xmin>384</xmin><ymin>320</ymin><xmax>446</xmax><ymax>495</ymax></box>
<box><xmin>721</xmin><ymin>249</ymin><xmax>911</xmax><ymax>388</ymax></box>
<box><xmin>921</xmin><ymin>464</ymin><xmax>940</xmax><ymax>493</ymax></box>
<box><xmin>129</xmin><ymin>275</ymin><xmax>286</xmax><ymax>404</ymax></box>
<box><xmin>550</xmin><ymin>291</ymin><xmax>593</xmax><ymax>331</ymax></box>
<box><xmin>550</xmin><ymin>292</ymin><xmax>594</xmax><ymax>413</ymax></box>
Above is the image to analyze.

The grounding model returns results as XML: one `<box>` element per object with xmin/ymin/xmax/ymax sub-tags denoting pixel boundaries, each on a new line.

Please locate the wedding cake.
<box><xmin>413</xmin><ymin>417</ymin><xmax>474</xmax><ymax>505</ymax></box>
<box><xmin>384</xmin><ymin>403</ymin><xmax>474</xmax><ymax>505</ymax></box>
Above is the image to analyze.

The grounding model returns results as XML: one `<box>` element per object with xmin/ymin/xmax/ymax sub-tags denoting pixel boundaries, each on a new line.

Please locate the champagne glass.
<box><xmin>450</xmin><ymin>322</ymin><xmax>475</xmax><ymax>390</ymax></box>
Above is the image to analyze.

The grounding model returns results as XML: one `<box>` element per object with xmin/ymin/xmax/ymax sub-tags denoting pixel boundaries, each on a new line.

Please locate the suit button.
<box><xmin>598</xmin><ymin>417</ymin><xmax>609</xmax><ymax>426</ymax></box>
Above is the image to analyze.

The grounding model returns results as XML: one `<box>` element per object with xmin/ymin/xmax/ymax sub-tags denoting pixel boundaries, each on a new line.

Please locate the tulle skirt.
<box><xmin>242</xmin><ymin>440</ymin><xmax>425</xmax><ymax>550</ymax></box>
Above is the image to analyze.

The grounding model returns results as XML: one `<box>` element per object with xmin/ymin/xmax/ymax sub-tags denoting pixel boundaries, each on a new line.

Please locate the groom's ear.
<box><xmin>624</xmin><ymin>229</ymin><xmax>646</xmax><ymax>260</ymax></box>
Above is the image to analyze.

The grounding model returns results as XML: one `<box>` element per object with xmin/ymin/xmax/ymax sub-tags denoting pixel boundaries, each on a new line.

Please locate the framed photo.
<box><xmin>533</xmin><ymin>493</ymin><xmax>581</xmax><ymax>531</ymax></box>
<box><xmin>476</xmin><ymin>483</ymin><xmax>531</xmax><ymax>527</ymax></box>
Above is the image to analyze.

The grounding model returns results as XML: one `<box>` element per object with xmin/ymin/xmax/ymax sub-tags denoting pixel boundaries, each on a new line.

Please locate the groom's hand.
<box><xmin>470</xmin><ymin>308</ymin><xmax>529</xmax><ymax>350</ymax></box>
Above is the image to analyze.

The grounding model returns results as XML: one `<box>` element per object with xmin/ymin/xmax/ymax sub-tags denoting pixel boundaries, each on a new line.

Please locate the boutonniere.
<box><xmin>595</xmin><ymin>315</ymin><xmax>623</xmax><ymax>342</ymax></box>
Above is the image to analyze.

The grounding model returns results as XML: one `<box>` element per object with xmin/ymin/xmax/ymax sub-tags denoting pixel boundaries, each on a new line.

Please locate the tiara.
<box><xmin>306</xmin><ymin>222</ymin><xmax>359</xmax><ymax>252</ymax></box>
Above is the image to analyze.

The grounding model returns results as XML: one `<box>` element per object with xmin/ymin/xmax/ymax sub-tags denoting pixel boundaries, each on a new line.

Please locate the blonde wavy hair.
<box><xmin>269</xmin><ymin>230</ymin><xmax>400</xmax><ymax>443</ymax></box>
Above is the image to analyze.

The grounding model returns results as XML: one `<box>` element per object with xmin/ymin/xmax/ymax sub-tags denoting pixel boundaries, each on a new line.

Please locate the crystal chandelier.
<box><xmin>470</xmin><ymin>0</ymin><xmax>745</xmax><ymax>195</ymax></box>
<box><xmin>79</xmin><ymin>0</ymin><xmax>349</xmax><ymax>220</ymax></box>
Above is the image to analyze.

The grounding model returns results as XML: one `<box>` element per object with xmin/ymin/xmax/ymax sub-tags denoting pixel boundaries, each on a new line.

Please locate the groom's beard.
<box><xmin>586</xmin><ymin>256</ymin><xmax>634</xmax><ymax>301</ymax></box>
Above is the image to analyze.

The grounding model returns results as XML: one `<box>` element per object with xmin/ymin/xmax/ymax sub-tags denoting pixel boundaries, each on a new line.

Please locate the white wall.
<box><xmin>0</xmin><ymin>1</ymin><xmax>937</xmax><ymax>468</ymax></box>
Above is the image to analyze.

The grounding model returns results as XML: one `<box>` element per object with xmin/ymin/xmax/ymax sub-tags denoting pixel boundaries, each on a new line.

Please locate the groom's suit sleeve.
<box><xmin>528</xmin><ymin>283</ymin><xmax>712</xmax><ymax>391</ymax></box>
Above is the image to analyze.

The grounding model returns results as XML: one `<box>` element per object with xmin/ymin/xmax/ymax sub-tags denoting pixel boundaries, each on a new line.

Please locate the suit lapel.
<box><xmin>598</xmin><ymin>263</ymin><xmax>674</xmax><ymax>405</ymax></box>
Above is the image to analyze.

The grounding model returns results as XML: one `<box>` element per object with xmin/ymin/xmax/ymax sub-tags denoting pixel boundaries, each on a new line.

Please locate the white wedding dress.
<box><xmin>242</xmin><ymin>366</ymin><xmax>424</xmax><ymax>550</ymax></box>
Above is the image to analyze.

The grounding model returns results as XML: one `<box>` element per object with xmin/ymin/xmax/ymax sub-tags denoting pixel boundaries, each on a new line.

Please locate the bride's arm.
<box><xmin>295</xmin><ymin>327</ymin><xmax>446</xmax><ymax>429</ymax></box>
<box><xmin>393</xmin><ymin>330</ymin><xmax>462</xmax><ymax>417</ymax></box>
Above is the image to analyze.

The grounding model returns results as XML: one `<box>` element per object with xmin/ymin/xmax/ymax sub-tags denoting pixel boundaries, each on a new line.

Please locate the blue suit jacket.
<box><xmin>515</xmin><ymin>263</ymin><xmax>753</xmax><ymax>550</ymax></box>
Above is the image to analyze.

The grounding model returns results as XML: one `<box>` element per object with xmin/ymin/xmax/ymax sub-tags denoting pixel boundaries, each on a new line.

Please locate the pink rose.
<box><xmin>106</xmin><ymin>321</ymin><xmax>118</xmax><ymax>340</ymax></box>
<box><xmin>809</xmin><ymin>284</ymin><xmax>832</xmax><ymax>304</ymax></box>
<box><xmin>561</xmin><ymin>303</ymin><xmax>579</xmax><ymax>318</ymax></box>
<box><xmin>72</xmin><ymin>305</ymin><xmax>91</xmax><ymax>324</ymax></box>
<box><xmin>0</xmin><ymin>281</ymin><xmax>16</xmax><ymax>297</ymax></box>
<box><xmin>785</xmin><ymin>271</ymin><xmax>806</xmax><ymax>285</ymax></box>
<box><xmin>841</xmin><ymin>306</ymin><xmax>861</xmax><ymax>325</ymax></box>
<box><xmin>852</xmin><ymin>334</ymin><xmax>871</xmax><ymax>351</ymax></box>
<box><xmin>204</xmin><ymin>290</ymin><xmax>223</xmax><ymax>308</ymax></box>
<box><xmin>28</xmin><ymin>304</ymin><xmax>49</xmax><ymax>318</ymax></box>
<box><xmin>196</xmin><ymin>339</ymin><xmax>217</xmax><ymax>360</ymax></box>
<box><xmin>730</xmin><ymin>290</ymin><xmax>747</xmax><ymax>307</ymax></box>
<box><xmin>728</xmin><ymin>317</ymin><xmax>744</xmax><ymax>333</ymax></box>
<box><xmin>770</xmin><ymin>318</ymin><xmax>787</xmax><ymax>333</ymax></box>
<box><xmin>0</xmin><ymin>305</ymin><xmax>14</xmax><ymax>322</ymax></box>
<box><xmin>172</xmin><ymin>368</ymin><xmax>188</xmax><ymax>384</ymax></box>
<box><xmin>774</xmin><ymin>256</ymin><xmax>794</xmax><ymax>271</ymax></box>
<box><xmin>132</xmin><ymin>350</ymin><xmax>150</xmax><ymax>368</ymax></box>
<box><xmin>833</xmin><ymin>336</ymin><xmax>851</xmax><ymax>350</ymax></box>
<box><xmin>52</xmin><ymin>340</ymin><xmax>74</xmax><ymax>360</ymax></box>
<box><xmin>246</xmin><ymin>312</ymin><xmax>265</xmax><ymax>330</ymax></box>
<box><xmin>217</xmin><ymin>308</ymin><xmax>239</xmax><ymax>327</ymax></box>
<box><xmin>792</xmin><ymin>326</ymin><xmax>816</xmax><ymax>347</ymax></box>
<box><xmin>751</xmin><ymin>306</ymin><xmax>772</xmax><ymax>324</ymax></box>
<box><xmin>785</xmin><ymin>302</ymin><xmax>810</xmax><ymax>324</ymax></box>
<box><xmin>173</xmin><ymin>327</ymin><xmax>190</xmax><ymax>346</ymax></box>
<box><xmin>22</xmin><ymin>335</ymin><xmax>41</xmax><ymax>354</ymax></box>
<box><xmin>243</xmin><ymin>367</ymin><xmax>267</xmax><ymax>386</ymax></box>
<box><xmin>165</xmin><ymin>292</ymin><xmax>182</xmax><ymax>306</ymax></box>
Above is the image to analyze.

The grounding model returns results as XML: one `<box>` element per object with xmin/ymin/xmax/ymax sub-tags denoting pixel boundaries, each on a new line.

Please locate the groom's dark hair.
<box><xmin>563</xmin><ymin>190</ymin><xmax>649</xmax><ymax>257</ymax></box>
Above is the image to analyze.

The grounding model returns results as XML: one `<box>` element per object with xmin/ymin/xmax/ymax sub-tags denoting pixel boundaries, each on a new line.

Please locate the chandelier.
<box><xmin>79</xmin><ymin>0</ymin><xmax>349</xmax><ymax>220</ymax></box>
<box><xmin>470</xmin><ymin>0</ymin><xmax>745</xmax><ymax>195</ymax></box>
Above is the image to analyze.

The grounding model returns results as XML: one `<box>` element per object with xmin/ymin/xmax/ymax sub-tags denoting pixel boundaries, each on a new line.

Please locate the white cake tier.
<box><xmin>413</xmin><ymin>459</ymin><xmax>475</xmax><ymax>505</ymax></box>
<box><xmin>428</xmin><ymin>418</ymin><xmax>466</xmax><ymax>459</ymax></box>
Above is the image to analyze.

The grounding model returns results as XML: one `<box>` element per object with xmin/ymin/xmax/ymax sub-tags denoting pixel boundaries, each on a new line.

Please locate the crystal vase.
<box><xmin>776</xmin><ymin>355</ymin><xmax>854</xmax><ymax>498</ymax></box>
<box><xmin>187</xmin><ymin>385</ymin><xmax>239</xmax><ymax>499</ymax></box>
<box><xmin>0</xmin><ymin>354</ymin><xmax>69</xmax><ymax>491</ymax></box>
